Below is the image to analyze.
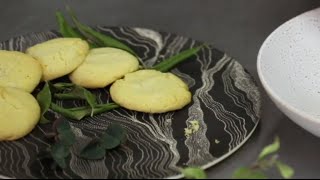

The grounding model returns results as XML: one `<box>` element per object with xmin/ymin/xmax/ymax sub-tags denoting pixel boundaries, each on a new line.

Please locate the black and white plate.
<box><xmin>0</xmin><ymin>27</ymin><xmax>261</xmax><ymax>179</ymax></box>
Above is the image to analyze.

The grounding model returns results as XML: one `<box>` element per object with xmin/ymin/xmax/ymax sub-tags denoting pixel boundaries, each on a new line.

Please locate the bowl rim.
<box><xmin>257</xmin><ymin>7</ymin><xmax>320</xmax><ymax>124</ymax></box>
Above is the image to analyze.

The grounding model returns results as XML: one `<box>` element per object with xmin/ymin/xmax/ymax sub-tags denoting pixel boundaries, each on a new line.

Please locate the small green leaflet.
<box><xmin>258</xmin><ymin>136</ymin><xmax>280</xmax><ymax>160</ymax></box>
<box><xmin>99</xmin><ymin>133</ymin><xmax>120</xmax><ymax>150</ymax></box>
<box><xmin>83</xmin><ymin>89</ymin><xmax>96</xmax><ymax>116</ymax></box>
<box><xmin>36</xmin><ymin>82</ymin><xmax>52</xmax><ymax>124</ymax></box>
<box><xmin>276</xmin><ymin>161</ymin><xmax>294</xmax><ymax>179</ymax></box>
<box><xmin>80</xmin><ymin>140</ymin><xmax>106</xmax><ymax>160</ymax></box>
<box><xmin>181</xmin><ymin>167</ymin><xmax>207</xmax><ymax>179</ymax></box>
<box><xmin>49</xmin><ymin>119</ymin><xmax>76</xmax><ymax>169</ymax></box>
<box><xmin>56</xmin><ymin>119</ymin><xmax>76</xmax><ymax>147</ymax></box>
<box><xmin>104</xmin><ymin>124</ymin><xmax>127</xmax><ymax>144</ymax></box>
<box><xmin>232</xmin><ymin>167</ymin><xmax>267</xmax><ymax>179</ymax></box>
<box><xmin>50</xmin><ymin>142</ymin><xmax>70</xmax><ymax>169</ymax></box>
<box><xmin>79</xmin><ymin>124</ymin><xmax>127</xmax><ymax>160</ymax></box>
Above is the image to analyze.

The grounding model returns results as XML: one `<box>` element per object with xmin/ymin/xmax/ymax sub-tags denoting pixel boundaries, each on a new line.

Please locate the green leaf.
<box><xmin>232</xmin><ymin>167</ymin><xmax>267</xmax><ymax>179</ymax></box>
<box><xmin>105</xmin><ymin>124</ymin><xmax>127</xmax><ymax>143</ymax></box>
<box><xmin>181</xmin><ymin>167</ymin><xmax>207</xmax><ymax>179</ymax></box>
<box><xmin>66</xmin><ymin>6</ymin><xmax>137</xmax><ymax>56</ymax></box>
<box><xmin>153</xmin><ymin>45</ymin><xmax>203</xmax><ymax>72</ymax></box>
<box><xmin>59</xmin><ymin>131</ymin><xmax>76</xmax><ymax>147</ymax></box>
<box><xmin>258</xmin><ymin>137</ymin><xmax>280</xmax><ymax>160</ymax></box>
<box><xmin>93</xmin><ymin>103</ymin><xmax>120</xmax><ymax>114</ymax></box>
<box><xmin>80</xmin><ymin>140</ymin><xmax>106</xmax><ymax>160</ymax></box>
<box><xmin>83</xmin><ymin>88</ymin><xmax>96</xmax><ymax>116</ymax></box>
<box><xmin>51</xmin><ymin>103</ymin><xmax>120</xmax><ymax>120</ymax></box>
<box><xmin>99</xmin><ymin>133</ymin><xmax>120</xmax><ymax>150</ymax></box>
<box><xmin>54</xmin><ymin>86</ymin><xmax>97</xmax><ymax>115</ymax></box>
<box><xmin>36</xmin><ymin>82</ymin><xmax>52</xmax><ymax>124</ymax></box>
<box><xmin>276</xmin><ymin>161</ymin><xmax>294</xmax><ymax>179</ymax></box>
<box><xmin>54</xmin><ymin>85</ymin><xmax>86</xmax><ymax>99</ymax></box>
<box><xmin>56</xmin><ymin>118</ymin><xmax>71</xmax><ymax>133</ymax></box>
<box><xmin>55</xmin><ymin>11</ymin><xmax>97</xmax><ymax>48</ymax></box>
<box><xmin>52</xmin><ymin>82</ymin><xmax>75</xmax><ymax>91</ymax></box>
<box><xmin>56</xmin><ymin>11</ymin><xmax>74</xmax><ymax>37</ymax></box>
<box><xmin>50</xmin><ymin>142</ymin><xmax>70</xmax><ymax>169</ymax></box>
<box><xmin>56</xmin><ymin>119</ymin><xmax>76</xmax><ymax>147</ymax></box>
<box><xmin>51</xmin><ymin>103</ymin><xmax>89</xmax><ymax>120</ymax></box>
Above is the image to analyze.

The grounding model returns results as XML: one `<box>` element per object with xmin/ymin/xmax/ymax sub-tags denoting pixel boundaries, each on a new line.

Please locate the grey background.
<box><xmin>1</xmin><ymin>0</ymin><xmax>320</xmax><ymax>178</ymax></box>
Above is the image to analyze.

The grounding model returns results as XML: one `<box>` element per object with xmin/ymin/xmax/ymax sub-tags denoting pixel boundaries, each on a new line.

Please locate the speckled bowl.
<box><xmin>258</xmin><ymin>8</ymin><xmax>320</xmax><ymax>137</ymax></box>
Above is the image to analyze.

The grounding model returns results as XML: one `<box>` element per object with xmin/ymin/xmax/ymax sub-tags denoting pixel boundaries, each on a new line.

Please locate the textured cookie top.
<box><xmin>70</xmin><ymin>47</ymin><xmax>139</xmax><ymax>88</ymax></box>
<box><xmin>26</xmin><ymin>38</ymin><xmax>89</xmax><ymax>81</ymax></box>
<box><xmin>0</xmin><ymin>50</ymin><xmax>42</xmax><ymax>92</ymax></box>
<box><xmin>110</xmin><ymin>70</ymin><xmax>192</xmax><ymax>113</ymax></box>
<box><xmin>0</xmin><ymin>86</ymin><xmax>40</xmax><ymax>141</ymax></box>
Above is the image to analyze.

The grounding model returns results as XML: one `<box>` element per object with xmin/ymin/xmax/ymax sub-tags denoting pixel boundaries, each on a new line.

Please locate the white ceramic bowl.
<box><xmin>257</xmin><ymin>8</ymin><xmax>320</xmax><ymax>137</ymax></box>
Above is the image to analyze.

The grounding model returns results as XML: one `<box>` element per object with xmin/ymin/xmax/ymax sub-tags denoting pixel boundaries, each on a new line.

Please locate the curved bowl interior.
<box><xmin>258</xmin><ymin>8</ymin><xmax>320</xmax><ymax>130</ymax></box>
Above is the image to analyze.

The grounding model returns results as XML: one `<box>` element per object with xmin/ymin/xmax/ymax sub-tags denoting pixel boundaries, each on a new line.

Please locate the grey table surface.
<box><xmin>1</xmin><ymin>0</ymin><xmax>320</xmax><ymax>179</ymax></box>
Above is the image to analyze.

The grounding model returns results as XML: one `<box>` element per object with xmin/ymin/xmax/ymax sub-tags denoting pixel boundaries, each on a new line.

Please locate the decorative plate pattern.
<box><xmin>0</xmin><ymin>27</ymin><xmax>261</xmax><ymax>179</ymax></box>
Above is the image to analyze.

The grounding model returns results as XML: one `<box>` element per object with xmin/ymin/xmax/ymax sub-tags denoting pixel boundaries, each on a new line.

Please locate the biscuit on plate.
<box><xmin>110</xmin><ymin>69</ymin><xmax>192</xmax><ymax>113</ymax></box>
<box><xmin>26</xmin><ymin>38</ymin><xmax>89</xmax><ymax>81</ymax></box>
<box><xmin>69</xmin><ymin>47</ymin><xmax>139</xmax><ymax>88</ymax></box>
<box><xmin>0</xmin><ymin>86</ymin><xmax>40</xmax><ymax>141</ymax></box>
<box><xmin>0</xmin><ymin>50</ymin><xmax>42</xmax><ymax>92</ymax></box>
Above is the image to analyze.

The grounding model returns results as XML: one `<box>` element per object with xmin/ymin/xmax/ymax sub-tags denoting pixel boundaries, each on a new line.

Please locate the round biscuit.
<box><xmin>110</xmin><ymin>70</ymin><xmax>192</xmax><ymax>113</ymax></box>
<box><xmin>0</xmin><ymin>50</ymin><xmax>42</xmax><ymax>92</ymax></box>
<box><xmin>26</xmin><ymin>38</ymin><xmax>89</xmax><ymax>81</ymax></box>
<box><xmin>0</xmin><ymin>86</ymin><xmax>40</xmax><ymax>141</ymax></box>
<box><xmin>69</xmin><ymin>47</ymin><xmax>139</xmax><ymax>88</ymax></box>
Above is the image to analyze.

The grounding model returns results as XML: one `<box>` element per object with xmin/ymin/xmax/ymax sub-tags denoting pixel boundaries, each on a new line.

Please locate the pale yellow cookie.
<box><xmin>69</xmin><ymin>47</ymin><xmax>139</xmax><ymax>88</ymax></box>
<box><xmin>0</xmin><ymin>50</ymin><xmax>42</xmax><ymax>92</ymax></box>
<box><xmin>110</xmin><ymin>70</ymin><xmax>192</xmax><ymax>113</ymax></box>
<box><xmin>26</xmin><ymin>38</ymin><xmax>89</xmax><ymax>81</ymax></box>
<box><xmin>0</xmin><ymin>86</ymin><xmax>40</xmax><ymax>141</ymax></box>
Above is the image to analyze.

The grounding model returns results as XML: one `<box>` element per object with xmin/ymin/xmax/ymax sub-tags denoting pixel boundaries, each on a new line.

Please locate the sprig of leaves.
<box><xmin>54</xmin><ymin>85</ymin><xmax>97</xmax><ymax>116</ymax></box>
<box><xmin>232</xmin><ymin>137</ymin><xmax>294</xmax><ymax>179</ymax></box>
<box><xmin>45</xmin><ymin>118</ymin><xmax>76</xmax><ymax>169</ymax></box>
<box><xmin>56</xmin><ymin>7</ymin><xmax>204</xmax><ymax>70</ymax></box>
<box><xmin>40</xmin><ymin>117</ymin><xmax>127</xmax><ymax>169</ymax></box>
<box><xmin>51</xmin><ymin>103</ymin><xmax>119</xmax><ymax>120</ymax></box>
<box><xmin>36</xmin><ymin>82</ymin><xmax>119</xmax><ymax>121</ymax></box>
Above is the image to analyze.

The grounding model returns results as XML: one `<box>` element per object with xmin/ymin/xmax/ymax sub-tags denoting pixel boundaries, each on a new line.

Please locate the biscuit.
<box><xmin>26</xmin><ymin>38</ymin><xmax>89</xmax><ymax>81</ymax></box>
<box><xmin>69</xmin><ymin>47</ymin><xmax>139</xmax><ymax>88</ymax></box>
<box><xmin>0</xmin><ymin>50</ymin><xmax>42</xmax><ymax>92</ymax></box>
<box><xmin>110</xmin><ymin>70</ymin><xmax>192</xmax><ymax>113</ymax></box>
<box><xmin>0</xmin><ymin>86</ymin><xmax>40</xmax><ymax>141</ymax></box>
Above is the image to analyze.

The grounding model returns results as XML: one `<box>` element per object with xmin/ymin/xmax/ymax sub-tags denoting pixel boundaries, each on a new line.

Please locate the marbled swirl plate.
<box><xmin>0</xmin><ymin>27</ymin><xmax>261</xmax><ymax>179</ymax></box>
